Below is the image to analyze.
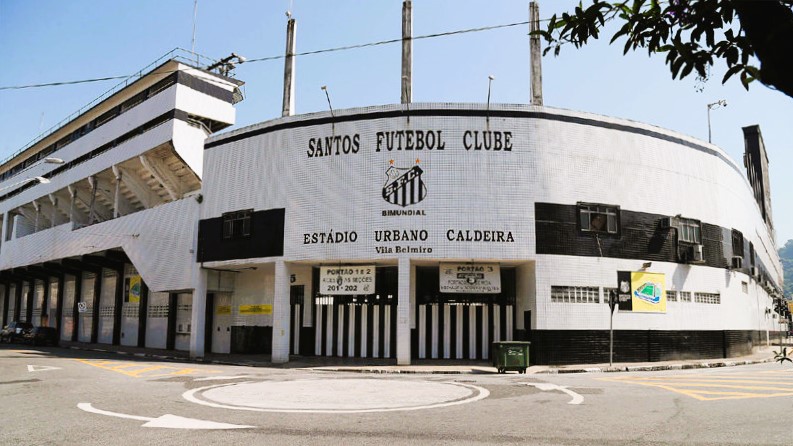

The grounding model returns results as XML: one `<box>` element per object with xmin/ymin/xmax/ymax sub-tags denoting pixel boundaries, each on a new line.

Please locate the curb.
<box><xmin>61</xmin><ymin>344</ymin><xmax>777</xmax><ymax>375</ymax></box>
<box><xmin>535</xmin><ymin>358</ymin><xmax>775</xmax><ymax>374</ymax></box>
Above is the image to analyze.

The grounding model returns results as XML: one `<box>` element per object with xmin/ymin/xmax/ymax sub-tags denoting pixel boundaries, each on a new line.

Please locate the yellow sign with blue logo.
<box><xmin>630</xmin><ymin>271</ymin><xmax>667</xmax><ymax>313</ymax></box>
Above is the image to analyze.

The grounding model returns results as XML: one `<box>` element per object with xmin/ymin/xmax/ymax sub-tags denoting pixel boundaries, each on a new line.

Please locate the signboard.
<box><xmin>439</xmin><ymin>263</ymin><xmax>501</xmax><ymax>294</ymax></box>
<box><xmin>125</xmin><ymin>275</ymin><xmax>142</xmax><ymax>303</ymax></box>
<box><xmin>319</xmin><ymin>266</ymin><xmax>375</xmax><ymax>295</ymax></box>
<box><xmin>617</xmin><ymin>270</ymin><xmax>667</xmax><ymax>313</ymax></box>
<box><xmin>216</xmin><ymin>305</ymin><xmax>232</xmax><ymax>315</ymax></box>
<box><xmin>238</xmin><ymin>304</ymin><xmax>272</xmax><ymax>315</ymax></box>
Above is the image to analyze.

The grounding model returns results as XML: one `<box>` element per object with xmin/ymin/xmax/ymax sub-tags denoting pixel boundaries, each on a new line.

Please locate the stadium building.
<box><xmin>0</xmin><ymin>2</ymin><xmax>786</xmax><ymax>365</ymax></box>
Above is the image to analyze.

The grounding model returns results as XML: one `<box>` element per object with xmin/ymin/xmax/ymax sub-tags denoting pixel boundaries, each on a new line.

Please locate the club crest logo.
<box><xmin>382</xmin><ymin>159</ymin><xmax>426</xmax><ymax>207</ymax></box>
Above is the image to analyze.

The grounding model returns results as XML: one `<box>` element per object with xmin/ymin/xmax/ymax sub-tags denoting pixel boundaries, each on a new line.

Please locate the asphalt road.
<box><xmin>1</xmin><ymin>344</ymin><xmax>792</xmax><ymax>445</ymax></box>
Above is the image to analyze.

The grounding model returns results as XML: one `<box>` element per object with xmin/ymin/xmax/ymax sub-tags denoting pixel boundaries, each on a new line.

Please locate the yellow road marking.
<box><xmin>601</xmin><ymin>372</ymin><xmax>793</xmax><ymax>401</ymax></box>
<box><xmin>72</xmin><ymin>359</ymin><xmax>218</xmax><ymax>378</ymax></box>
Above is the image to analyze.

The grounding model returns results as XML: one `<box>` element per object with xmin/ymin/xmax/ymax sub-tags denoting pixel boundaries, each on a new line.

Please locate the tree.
<box><xmin>780</xmin><ymin>239</ymin><xmax>793</xmax><ymax>298</ymax></box>
<box><xmin>537</xmin><ymin>0</ymin><xmax>793</xmax><ymax>99</ymax></box>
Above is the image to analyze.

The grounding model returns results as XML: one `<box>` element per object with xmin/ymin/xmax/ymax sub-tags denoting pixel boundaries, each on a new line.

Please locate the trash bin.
<box><xmin>492</xmin><ymin>341</ymin><xmax>530</xmax><ymax>374</ymax></box>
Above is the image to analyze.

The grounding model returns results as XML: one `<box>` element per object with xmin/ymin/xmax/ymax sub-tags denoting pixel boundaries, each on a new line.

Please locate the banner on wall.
<box><xmin>319</xmin><ymin>266</ymin><xmax>376</xmax><ymax>295</ymax></box>
<box><xmin>439</xmin><ymin>263</ymin><xmax>501</xmax><ymax>294</ymax></box>
<box><xmin>125</xmin><ymin>275</ymin><xmax>142</xmax><ymax>303</ymax></box>
<box><xmin>617</xmin><ymin>271</ymin><xmax>666</xmax><ymax>313</ymax></box>
<box><xmin>238</xmin><ymin>304</ymin><xmax>272</xmax><ymax>315</ymax></box>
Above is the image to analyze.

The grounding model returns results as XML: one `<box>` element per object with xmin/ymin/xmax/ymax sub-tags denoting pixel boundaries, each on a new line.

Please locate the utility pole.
<box><xmin>529</xmin><ymin>1</ymin><xmax>544</xmax><ymax>106</ymax></box>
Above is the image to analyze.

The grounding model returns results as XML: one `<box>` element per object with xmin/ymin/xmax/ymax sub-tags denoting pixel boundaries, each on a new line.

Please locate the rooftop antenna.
<box><xmin>487</xmin><ymin>75</ymin><xmax>495</xmax><ymax>123</ymax></box>
<box><xmin>321</xmin><ymin>85</ymin><xmax>335</xmax><ymax>131</ymax></box>
<box><xmin>192</xmin><ymin>0</ymin><xmax>199</xmax><ymax>64</ymax></box>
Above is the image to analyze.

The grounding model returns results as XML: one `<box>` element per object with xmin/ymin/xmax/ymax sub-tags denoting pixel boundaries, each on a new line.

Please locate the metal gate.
<box><xmin>416</xmin><ymin>302</ymin><xmax>513</xmax><ymax>360</ymax></box>
<box><xmin>313</xmin><ymin>297</ymin><xmax>397</xmax><ymax>358</ymax></box>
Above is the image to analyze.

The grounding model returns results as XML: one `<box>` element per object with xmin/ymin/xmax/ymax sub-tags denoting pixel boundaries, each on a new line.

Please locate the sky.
<box><xmin>0</xmin><ymin>0</ymin><xmax>790</xmax><ymax>246</ymax></box>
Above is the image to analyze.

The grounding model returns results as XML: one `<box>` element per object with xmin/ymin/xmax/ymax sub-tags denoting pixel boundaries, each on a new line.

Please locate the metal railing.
<box><xmin>1</xmin><ymin>48</ymin><xmax>218</xmax><ymax>167</ymax></box>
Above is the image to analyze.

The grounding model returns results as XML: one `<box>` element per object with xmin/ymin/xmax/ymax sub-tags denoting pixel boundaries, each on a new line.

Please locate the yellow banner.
<box><xmin>216</xmin><ymin>305</ymin><xmax>231</xmax><ymax>315</ymax></box>
<box><xmin>630</xmin><ymin>271</ymin><xmax>666</xmax><ymax>313</ymax></box>
<box><xmin>238</xmin><ymin>304</ymin><xmax>272</xmax><ymax>315</ymax></box>
<box><xmin>128</xmin><ymin>276</ymin><xmax>141</xmax><ymax>303</ymax></box>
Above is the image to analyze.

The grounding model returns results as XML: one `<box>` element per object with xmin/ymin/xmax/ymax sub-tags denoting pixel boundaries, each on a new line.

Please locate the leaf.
<box><xmin>722</xmin><ymin>64</ymin><xmax>743</xmax><ymax>84</ymax></box>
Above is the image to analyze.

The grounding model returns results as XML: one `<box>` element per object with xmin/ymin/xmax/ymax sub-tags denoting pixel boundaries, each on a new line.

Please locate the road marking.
<box><xmin>27</xmin><ymin>365</ymin><xmax>62</xmax><ymax>372</ymax></box>
<box><xmin>602</xmin><ymin>372</ymin><xmax>793</xmax><ymax>401</ymax></box>
<box><xmin>77</xmin><ymin>403</ymin><xmax>254</xmax><ymax>429</ymax></box>
<box><xmin>183</xmin><ymin>380</ymin><xmax>490</xmax><ymax>413</ymax></box>
<box><xmin>193</xmin><ymin>375</ymin><xmax>260</xmax><ymax>381</ymax></box>
<box><xmin>524</xmin><ymin>382</ymin><xmax>584</xmax><ymax>405</ymax></box>
<box><xmin>73</xmin><ymin>359</ymin><xmax>218</xmax><ymax>378</ymax></box>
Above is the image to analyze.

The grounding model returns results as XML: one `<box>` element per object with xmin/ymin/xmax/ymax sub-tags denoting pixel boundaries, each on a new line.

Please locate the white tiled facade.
<box><xmin>200</xmin><ymin>103</ymin><xmax>784</xmax><ymax>364</ymax></box>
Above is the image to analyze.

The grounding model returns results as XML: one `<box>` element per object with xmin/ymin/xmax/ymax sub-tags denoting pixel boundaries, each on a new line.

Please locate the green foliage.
<box><xmin>780</xmin><ymin>239</ymin><xmax>793</xmax><ymax>299</ymax></box>
<box><xmin>535</xmin><ymin>0</ymin><xmax>793</xmax><ymax>98</ymax></box>
<box><xmin>774</xmin><ymin>347</ymin><xmax>792</xmax><ymax>365</ymax></box>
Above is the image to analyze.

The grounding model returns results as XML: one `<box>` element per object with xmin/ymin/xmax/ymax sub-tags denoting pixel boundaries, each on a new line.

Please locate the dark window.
<box><xmin>222</xmin><ymin>209</ymin><xmax>252</xmax><ymax>239</ymax></box>
<box><xmin>731</xmin><ymin>229</ymin><xmax>744</xmax><ymax>257</ymax></box>
<box><xmin>577</xmin><ymin>203</ymin><xmax>620</xmax><ymax>235</ymax></box>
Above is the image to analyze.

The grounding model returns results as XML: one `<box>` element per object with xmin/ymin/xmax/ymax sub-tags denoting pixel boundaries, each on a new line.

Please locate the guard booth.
<box><xmin>414</xmin><ymin>266</ymin><xmax>515</xmax><ymax>360</ymax></box>
<box><xmin>310</xmin><ymin>266</ymin><xmax>398</xmax><ymax>358</ymax></box>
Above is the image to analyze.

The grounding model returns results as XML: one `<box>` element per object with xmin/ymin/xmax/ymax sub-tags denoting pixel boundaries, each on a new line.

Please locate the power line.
<box><xmin>0</xmin><ymin>19</ymin><xmax>535</xmax><ymax>91</ymax></box>
<box><xmin>0</xmin><ymin>75</ymin><xmax>135</xmax><ymax>91</ymax></box>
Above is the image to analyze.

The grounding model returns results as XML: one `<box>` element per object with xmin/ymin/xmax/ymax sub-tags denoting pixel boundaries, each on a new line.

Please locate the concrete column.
<box><xmin>397</xmin><ymin>257</ymin><xmax>412</xmax><ymax>365</ymax></box>
<box><xmin>282</xmin><ymin>17</ymin><xmax>297</xmax><ymax>117</ymax></box>
<box><xmin>401</xmin><ymin>0</ymin><xmax>413</xmax><ymax>104</ymax></box>
<box><xmin>189</xmin><ymin>267</ymin><xmax>207</xmax><ymax>359</ymax></box>
<box><xmin>529</xmin><ymin>1</ymin><xmax>544</xmax><ymax>106</ymax></box>
<box><xmin>272</xmin><ymin>260</ymin><xmax>291</xmax><ymax>363</ymax></box>
<box><xmin>0</xmin><ymin>212</ymin><xmax>8</xmax><ymax>245</ymax></box>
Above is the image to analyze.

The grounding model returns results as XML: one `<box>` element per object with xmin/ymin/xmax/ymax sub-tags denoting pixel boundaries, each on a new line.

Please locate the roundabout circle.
<box><xmin>183</xmin><ymin>378</ymin><xmax>489</xmax><ymax>413</ymax></box>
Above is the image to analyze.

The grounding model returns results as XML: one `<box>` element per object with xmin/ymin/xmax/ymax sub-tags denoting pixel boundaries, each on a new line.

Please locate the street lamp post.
<box><xmin>706</xmin><ymin>99</ymin><xmax>727</xmax><ymax>143</ymax></box>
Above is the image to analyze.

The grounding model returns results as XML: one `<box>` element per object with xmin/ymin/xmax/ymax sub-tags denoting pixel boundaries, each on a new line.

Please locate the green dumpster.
<box><xmin>492</xmin><ymin>341</ymin><xmax>530</xmax><ymax>374</ymax></box>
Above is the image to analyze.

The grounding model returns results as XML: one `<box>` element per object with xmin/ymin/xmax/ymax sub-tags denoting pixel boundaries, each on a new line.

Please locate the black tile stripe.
<box><xmin>341</xmin><ymin>304</ymin><xmax>349</xmax><ymax>358</ymax></box>
<box><xmin>389</xmin><ymin>303</ymin><xmax>397</xmax><ymax>359</ymax></box>
<box><xmin>476</xmin><ymin>305</ymin><xmax>484</xmax><ymax>359</ymax></box>
<box><xmin>203</xmin><ymin>108</ymin><xmax>742</xmax><ymax>177</ymax></box>
<box><xmin>331</xmin><ymin>303</ymin><xmax>339</xmax><ymax>357</ymax></box>
<box><xmin>366</xmin><ymin>304</ymin><xmax>374</xmax><ymax>358</ymax></box>
<box><xmin>354</xmin><ymin>305</ymin><xmax>362</xmax><ymax>357</ymax></box>
<box><xmin>378</xmin><ymin>303</ymin><xmax>386</xmax><ymax>357</ymax></box>
<box><xmin>500</xmin><ymin>303</ymin><xmax>507</xmax><ymax>342</ymax></box>
<box><xmin>449</xmin><ymin>306</ymin><xmax>457</xmax><ymax>359</ymax></box>
<box><xmin>438</xmin><ymin>304</ymin><xmax>445</xmax><ymax>359</ymax></box>
<box><xmin>462</xmin><ymin>305</ymin><xmax>470</xmax><ymax>359</ymax></box>
<box><xmin>425</xmin><ymin>305</ymin><xmax>432</xmax><ymax>358</ymax></box>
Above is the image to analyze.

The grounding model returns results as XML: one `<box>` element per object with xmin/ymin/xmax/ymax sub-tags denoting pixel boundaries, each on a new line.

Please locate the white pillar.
<box><xmin>272</xmin><ymin>260</ymin><xmax>291</xmax><ymax>363</ymax></box>
<box><xmin>189</xmin><ymin>266</ymin><xmax>207</xmax><ymax>359</ymax></box>
<box><xmin>397</xmin><ymin>257</ymin><xmax>412</xmax><ymax>365</ymax></box>
<box><xmin>0</xmin><ymin>212</ymin><xmax>9</xmax><ymax>244</ymax></box>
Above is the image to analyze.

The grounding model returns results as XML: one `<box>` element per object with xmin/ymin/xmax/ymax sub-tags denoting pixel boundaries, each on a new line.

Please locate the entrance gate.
<box><xmin>310</xmin><ymin>266</ymin><xmax>398</xmax><ymax>359</ymax></box>
<box><xmin>417</xmin><ymin>302</ymin><xmax>513</xmax><ymax>360</ymax></box>
<box><xmin>313</xmin><ymin>297</ymin><xmax>396</xmax><ymax>358</ymax></box>
<box><xmin>415</xmin><ymin>266</ymin><xmax>516</xmax><ymax>360</ymax></box>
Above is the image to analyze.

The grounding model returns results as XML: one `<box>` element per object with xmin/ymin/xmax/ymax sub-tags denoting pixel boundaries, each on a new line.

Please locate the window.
<box><xmin>742</xmin><ymin>282</ymin><xmax>748</xmax><ymax>294</ymax></box>
<box><xmin>578</xmin><ymin>203</ymin><xmax>619</xmax><ymax>235</ymax></box>
<box><xmin>694</xmin><ymin>292</ymin><xmax>720</xmax><ymax>304</ymax></box>
<box><xmin>667</xmin><ymin>290</ymin><xmax>678</xmax><ymax>302</ymax></box>
<box><xmin>551</xmin><ymin>286</ymin><xmax>599</xmax><ymax>303</ymax></box>
<box><xmin>679</xmin><ymin>291</ymin><xmax>692</xmax><ymax>302</ymax></box>
<box><xmin>222</xmin><ymin>209</ymin><xmax>252</xmax><ymax>239</ymax></box>
<box><xmin>678</xmin><ymin>218</ymin><xmax>701</xmax><ymax>244</ymax></box>
<box><xmin>731</xmin><ymin>229</ymin><xmax>744</xmax><ymax>257</ymax></box>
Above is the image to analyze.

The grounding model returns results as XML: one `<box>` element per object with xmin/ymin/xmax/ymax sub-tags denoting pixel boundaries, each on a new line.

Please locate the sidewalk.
<box><xmin>56</xmin><ymin>340</ymin><xmax>789</xmax><ymax>375</ymax></box>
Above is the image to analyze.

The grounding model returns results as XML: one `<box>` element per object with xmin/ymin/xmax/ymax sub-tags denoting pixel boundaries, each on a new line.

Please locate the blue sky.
<box><xmin>0</xmin><ymin>0</ymin><xmax>790</xmax><ymax>246</ymax></box>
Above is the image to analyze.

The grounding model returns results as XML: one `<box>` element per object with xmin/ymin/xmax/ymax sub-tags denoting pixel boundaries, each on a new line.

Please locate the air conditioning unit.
<box><xmin>730</xmin><ymin>256</ymin><xmax>743</xmax><ymax>270</ymax></box>
<box><xmin>689</xmin><ymin>244</ymin><xmax>705</xmax><ymax>264</ymax></box>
